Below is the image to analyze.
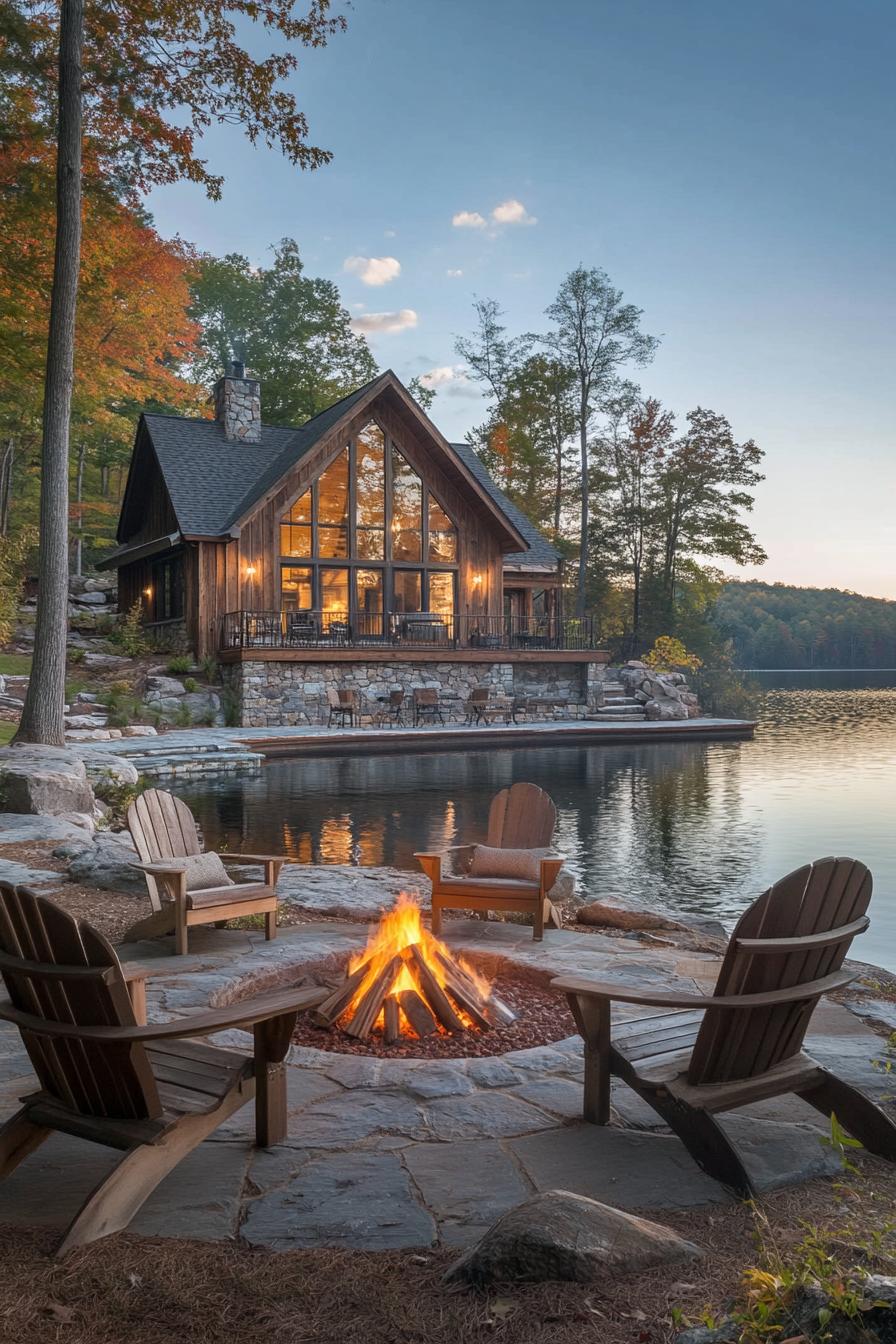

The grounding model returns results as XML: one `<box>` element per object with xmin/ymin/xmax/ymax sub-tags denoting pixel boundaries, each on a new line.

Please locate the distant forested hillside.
<box><xmin>713</xmin><ymin>581</ymin><xmax>896</xmax><ymax>668</ymax></box>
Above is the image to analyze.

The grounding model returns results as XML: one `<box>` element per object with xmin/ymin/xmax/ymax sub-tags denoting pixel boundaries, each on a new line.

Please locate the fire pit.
<box><xmin>310</xmin><ymin>894</ymin><xmax>516</xmax><ymax>1043</ymax></box>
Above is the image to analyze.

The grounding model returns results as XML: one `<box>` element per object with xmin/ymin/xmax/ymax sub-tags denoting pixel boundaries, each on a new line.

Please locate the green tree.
<box><xmin>188</xmin><ymin>240</ymin><xmax>377</xmax><ymax>423</ymax></box>
<box><xmin>541</xmin><ymin>267</ymin><xmax>658</xmax><ymax>617</ymax></box>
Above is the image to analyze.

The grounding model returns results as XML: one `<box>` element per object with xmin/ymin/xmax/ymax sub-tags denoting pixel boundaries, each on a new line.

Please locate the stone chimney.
<box><xmin>213</xmin><ymin>359</ymin><xmax>261</xmax><ymax>443</ymax></box>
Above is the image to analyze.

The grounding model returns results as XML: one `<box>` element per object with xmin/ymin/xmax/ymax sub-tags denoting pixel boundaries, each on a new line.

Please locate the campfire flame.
<box><xmin>344</xmin><ymin>893</ymin><xmax>491</xmax><ymax>1035</ymax></box>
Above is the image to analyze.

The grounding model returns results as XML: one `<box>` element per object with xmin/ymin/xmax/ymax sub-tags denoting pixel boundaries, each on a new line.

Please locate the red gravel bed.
<box><xmin>292</xmin><ymin>958</ymin><xmax>577</xmax><ymax>1059</ymax></box>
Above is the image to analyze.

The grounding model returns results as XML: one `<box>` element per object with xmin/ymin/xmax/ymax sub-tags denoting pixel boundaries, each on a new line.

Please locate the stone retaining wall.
<box><xmin>222</xmin><ymin>659</ymin><xmax>609</xmax><ymax>728</ymax></box>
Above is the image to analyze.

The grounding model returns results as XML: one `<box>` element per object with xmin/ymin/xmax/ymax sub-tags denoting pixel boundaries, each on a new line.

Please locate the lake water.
<box><xmin>179</xmin><ymin>670</ymin><xmax>896</xmax><ymax>972</ymax></box>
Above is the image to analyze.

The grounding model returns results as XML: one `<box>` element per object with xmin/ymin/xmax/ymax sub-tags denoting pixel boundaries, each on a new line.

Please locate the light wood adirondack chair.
<box><xmin>416</xmin><ymin>781</ymin><xmax>565</xmax><ymax>941</ymax></box>
<box><xmin>127</xmin><ymin>788</ymin><xmax>284</xmax><ymax>955</ymax></box>
<box><xmin>0</xmin><ymin>884</ymin><xmax>327</xmax><ymax>1254</ymax></box>
<box><xmin>553</xmin><ymin>857</ymin><xmax>896</xmax><ymax>1197</ymax></box>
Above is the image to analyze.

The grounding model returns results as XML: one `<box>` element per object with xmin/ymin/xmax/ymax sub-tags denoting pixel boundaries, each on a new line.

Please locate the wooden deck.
<box><xmin>242</xmin><ymin>716</ymin><xmax>757</xmax><ymax>759</ymax></box>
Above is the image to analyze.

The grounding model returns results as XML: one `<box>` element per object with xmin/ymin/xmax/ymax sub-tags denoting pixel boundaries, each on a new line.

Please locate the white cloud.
<box><xmin>452</xmin><ymin>210</ymin><xmax>487</xmax><ymax>229</ymax></box>
<box><xmin>350</xmin><ymin>308</ymin><xmax>418</xmax><ymax>335</ymax></box>
<box><xmin>384</xmin><ymin>229</ymin><xmax>397</xmax><ymax>238</ymax></box>
<box><xmin>446</xmin><ymin>268</ymin><xmax>464</xmax><ymax>277</ymax></box>
<box><xmin>343</xmin><ymin>255</ymin><xmax>402</xmax><ymax>286</ymax></box>
<box><xmin>419</xmin><ymin>364</ymin><xmax>467</xmax><ymax>389</ymax></box>
<box><xmin>491</xmin><ymin>198</ymin><xmax>537</xmax><ymax>226</ymax></box>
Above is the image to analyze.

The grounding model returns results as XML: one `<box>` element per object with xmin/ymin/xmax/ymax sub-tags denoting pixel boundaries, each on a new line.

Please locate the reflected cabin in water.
<box><xmin>101</xmin><ymin>365</ymin><xmax>608</xmax><ymax>725</ymax></box>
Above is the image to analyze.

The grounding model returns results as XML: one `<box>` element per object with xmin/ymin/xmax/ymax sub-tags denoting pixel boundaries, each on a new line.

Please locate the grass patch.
<box><xmin>0</xmin><ymin>652</ymin><xmax>31</xmax><ymax>675</ymax></box>
<box><xmin>0</xmin><ymin>721</ymin><xmax>16</xmax><ymax>745</ymax></box>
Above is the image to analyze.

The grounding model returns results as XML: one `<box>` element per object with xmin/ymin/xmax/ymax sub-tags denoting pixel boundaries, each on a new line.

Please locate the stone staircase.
<box><xmin>592</xmin><ymin>677</ymin><xmax>647</xmax><ymax>723</ymax></box>
<box><xmin>108</xmin><ymin>740</ymin><xmax>264</xmax><ymax>779</ymax></box>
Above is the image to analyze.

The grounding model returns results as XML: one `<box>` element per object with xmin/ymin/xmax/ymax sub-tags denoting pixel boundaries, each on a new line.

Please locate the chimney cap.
<box><xmin>226</xmin><ymin>358</ymin><xmax>246</xmax><ymax>379</ymax></box>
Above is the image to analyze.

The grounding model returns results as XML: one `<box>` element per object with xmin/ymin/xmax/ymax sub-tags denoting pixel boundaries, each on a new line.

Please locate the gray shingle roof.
<box><xmin>449</xmin><ymin>441</ymin><xmax>561</xmax><ymax>570</ymax></box>
<box><xmin>142</xmin><ymin>376</ymin><xmax>382</xmax><ymax>536</ymax></box>
<box><xmin>135</xmin><ymin>376</ymin><xmax>559</xmax><ymax>573</ymax></box>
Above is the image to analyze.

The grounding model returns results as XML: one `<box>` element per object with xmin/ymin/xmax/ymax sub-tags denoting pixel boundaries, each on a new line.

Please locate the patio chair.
<box><xmin>413</xmin><ymin>687</ymin><xmax>444</xmax><ymax>727</ymax></box>
<box><xmin>415</xmin><ymin>781</ymin><xmax>565</xmax><ymax>941</ymax></box>
<box><xmin>374</xmin><ymin>689</ymin><xmax>406</xmax><ymax>727</ymax></box>
<box><xmin>326</xmin><ymin>686</ymin><xmax>357</xmax><ymax>727</ymax></box>
<box><xmin>126</xmin><ymin>788</ymin><xmax>283</xmax><ymax>955</ymax></box>
<box><xmin>0</xmin><ymin>884</ymin><xmax>327</xmax><ymax>1255</ymax></box>
<box><xmin>286</xmin><ymin>610</ymin><xmax>317</xmax><ymax>645</ymax></box>
<box><xmin>552</xmin><ymin>857</ymin><xmax>896</xmax><ymax>1198</ymax></box>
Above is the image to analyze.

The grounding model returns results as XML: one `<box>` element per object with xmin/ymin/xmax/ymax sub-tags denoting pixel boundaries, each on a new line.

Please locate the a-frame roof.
<box><xmin>113</xmin><ymin>371</ymin><xmax>559</xmax><ymax>568</ymax></box>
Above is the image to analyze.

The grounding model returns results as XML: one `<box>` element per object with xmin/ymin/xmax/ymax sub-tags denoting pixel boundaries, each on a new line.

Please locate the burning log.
<box><xmin>397</xmin><ymin>989</ymin><xmax>437</xmax><ymax>1038</ymax></box>
<box><xmin>406</xmin><ymin>944</ymin><xmax>464</xmax><ymax>1034</ymax></box>
<box><xmin>383</xmin><ymin>996</ymin><xmax>401</xmax><ymax>1045</ymax></box>
<box><xmin>310</xmin><ymin>962</ymin><xmax>370</xmax><ymax>1027</ymax></box>
<box><xmin>344</xmin><ymin>954</ymin><xmax>403</xmax><ymax>1040</ymax></box>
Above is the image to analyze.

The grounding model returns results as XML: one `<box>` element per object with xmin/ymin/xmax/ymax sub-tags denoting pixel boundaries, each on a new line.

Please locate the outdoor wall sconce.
<box><xmin>246</xmin><ymin>563</ymin><xmax>258</xmax><ymax>578</ymax></box>
<box><xmin>142</xmin><ymin>586</ymin><xmax>152</xmax><ymax>599</ymax></box>
<box><xmin>472</xmin><ymin>573</ymin><xmax>483</xmax><ymax>586</ymax></box>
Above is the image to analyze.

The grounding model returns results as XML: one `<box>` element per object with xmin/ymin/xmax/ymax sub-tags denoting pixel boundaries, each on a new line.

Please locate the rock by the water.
<box><xmin>276</xmin><ymin>864</ymin><xmax>427</xmax><ymax>919</ymax></box>
<box><xmin>444</xmin><ymin>1190</ymin><xmax>702</xmax><ymax>1286</ymax></box>
<box><xmin>577</xmin><ymin>902</ymin><xmax>678</xmax><ymax>932</ymax></box>
<box><xmin>0</xmin><ymin>812</ymin><xmax>94</xmax><ymax>844</ymax></box>
<box><xmin>0</xmin><ymin>745</ymin><xmax>94</xmax><ymax>816</ymax></box>
<box><xmin>645</xmin><ymin>695</ymin><xmax>688</xmax><ymax>721</ymax></box>
<box><xmin>80</xmin><ymin>752</ymin><xmax>140</xmax><ymax>789</ymax></box>
<box><xmin>66</xmin><ymin>830</ymin><xmax>144</xmax><ymax>893</ymax></box>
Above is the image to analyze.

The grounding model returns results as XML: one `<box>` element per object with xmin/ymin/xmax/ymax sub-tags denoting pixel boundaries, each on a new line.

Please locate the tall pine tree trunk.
<box><xmin>14</xmin><ymin>0</ymin><xmax>83</xmax><ymax>747</ymax></box>
<box><xmin>576</xmin><ymin>416</ymin><xmax>588</xmax><ymax>618</ymax></box>
<box><xmin>0</xmin><ymin>439</ymin><xmax>14</xmax><ymax>536</ymax></box>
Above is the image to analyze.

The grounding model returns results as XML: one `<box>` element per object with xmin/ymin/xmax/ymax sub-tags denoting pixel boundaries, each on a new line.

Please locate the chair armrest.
<box><xmin>551</xmin><ymin>968</ymin><xmax>857</xmax><ymax>1010</ymax></box>
<box><xmin>0</xmin><ymin>983</ymin><xmax>329</xmax><ymax>1044</ymax></box>
<box><xmin>217</xmin><ymin>853</ymin><xmax>290</xmax><ymax>865</ymax></box>
<box><xmin>539</xmin><ymin>856</ymin><xmax>565</xmax><ymax>892</ymax></box>
<box><xmin>120</xmin><ymin>963</ymin><xmax>172</xmax><ymax>982</ymax></box>
<box><xmin>131</xmin><ymin>861</ymin><xmax>187</xmax><ymax>874</ymax></box>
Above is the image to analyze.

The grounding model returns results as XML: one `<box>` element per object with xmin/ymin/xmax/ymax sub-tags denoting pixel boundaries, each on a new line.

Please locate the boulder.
<box><xmin>144</xmin><ymin>676</ymin><xmax>187</xmax><ymax>698</ymax></box>
<box><xmin>675</xmin><ymin>1276</ymin><xmax>896</xmax><ymax>1344</ymax></box>
<box><xmin>83</xmin><ymin>576</ymin><xmax>116</xmax><ymax>593</ymax></box>
<box><xmin>83</xmin><ymin>652</ymin><xmax>130</xmax><ymax>669</ymax></box>
<box><xmin>64</xmin><ymin>714</ymin><xmax>109</xmax><ymax>730</ymax></box>
<box><xmin>577</xmin><ymin>902</ymin><xmax>678</xmax><ymax>932</ymax></box>
<box><xmin>70</xmin><ymin>590</ymin><xmax>109</xmax><ymax>606</ymax></box>
<box><xmin>65</xmin><ymin>728</ymin><xmax>123</xmax><ymax>741</ymax></box>
<box><xmin>67</xmin><ymin>830</ymin><xmax>144</xmax><ymax>893</ymax></box>
<box><xmin>645</xmin><ymin>696</ymin><xmax>688</xmax><ymax>722</ymax></box>
<box><xmin>445</xmin><ymin>1191</ymin><xmax>702</xmax><ymax>1286</ymax></box>
<box><xmin>123</xmin><ymin>724</ymin><xmax>158</xmax><ymax>737</ymax></box>
<box><xmin>0</xmin><ymin>745</ymin><xmax>95</xmax><ymax>816</ymax></box>
<box><xmin>80</xmin><ymin>752</ymin><xmax>140</xmax><ymax>789</ymax></box>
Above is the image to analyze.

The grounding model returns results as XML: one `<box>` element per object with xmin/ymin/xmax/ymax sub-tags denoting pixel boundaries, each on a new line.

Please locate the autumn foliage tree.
<box><xmin>0</xmin><ymin>0</ymin><xmax>350</xmax><ymax>744</ymax></box>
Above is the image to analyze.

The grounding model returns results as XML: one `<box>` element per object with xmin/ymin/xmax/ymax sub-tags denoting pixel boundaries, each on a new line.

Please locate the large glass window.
<box><xmin>278</xmin><ymin>422</ymin><xmax>458</xmax><ymax>627</ymax></box>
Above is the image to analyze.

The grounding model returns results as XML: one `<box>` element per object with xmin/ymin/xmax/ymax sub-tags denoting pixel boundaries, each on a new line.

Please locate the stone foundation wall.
<box><xmin>222</xmin><ymin>659</ymin><xmax>609</xmax><ymax>728</ymax></box>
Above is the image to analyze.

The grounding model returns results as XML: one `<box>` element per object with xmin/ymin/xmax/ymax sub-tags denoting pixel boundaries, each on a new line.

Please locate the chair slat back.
<box><xmin>0</xmin><ymin>884</ymin><xmax>161</xmax><ymax>1120</ymax></box>
<box><xmin>688</xmin><ymin>857</ymin><xmax>872</xmax><ymax>1086</ymax></box>
<box><xmin>488</xmin><ymin>782</ymin><xmax>557</xmax><ymax>850</ymax></box>
<box><xmin>128</xmin><ymin>788</ymin><xmax>201</xmax><ymax>913</ymax></box>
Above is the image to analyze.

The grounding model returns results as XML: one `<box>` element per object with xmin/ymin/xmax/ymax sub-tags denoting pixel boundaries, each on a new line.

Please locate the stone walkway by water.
<box><xmin>1</xmin><ymin>920</ymin><xmax>891</xmax><ymax>1251</ymax></box>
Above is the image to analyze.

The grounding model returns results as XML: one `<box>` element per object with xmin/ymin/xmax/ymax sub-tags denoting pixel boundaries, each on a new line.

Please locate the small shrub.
<box><xmin>220</xmin><ymin>685</ymin><xmax>240</xmax><ymax>727</ymax></box>
<box><xmin>691</xmin><ymin>667</ymin><xmax>761</xmax><ymax>719</ymax></box>
<box><xmin>0</xmin><ymin>527</ymin><xmax>35</xmax><ymax>645</ymax></box>
<box><xmin>167</xmin><ymin>655</ymin><xmax>193</xmax><ymax>675</ymax></box>
<box><xmin>642</xmin><ymin>635</ymin><xmax>702</xmax><ymax>672</ymax></box>
<box><xmin>183</xmin><ymin>676</ymin><xmax>198</xmax><ymax>693</ymax></box>
<box><xmin>67</xmin><ymin>646</ymin><xmax>85</xmax><ymax>665</ymax></box>
<box><xmin>200</xmin><ymin>655</ymin><xmax>219</xmax><ymax>683</ymax></box>
<box><xmin>174</xmin><ymin>702</ymin><xmax>193</xmax><ymax>727</ymax></box>
<box><xmin>111</xmin><ymin>599</ymin><xmax>149</xmax><ymax>657</ymax></box>
<box><xmin>110</xmin><ymin>678</ymin><xmax>132</xmax><ymax>695</ymax></box>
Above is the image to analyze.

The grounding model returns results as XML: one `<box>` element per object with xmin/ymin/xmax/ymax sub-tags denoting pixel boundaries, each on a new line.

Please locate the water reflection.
<box><xmin>179</xmin><ymin>672</ymin><xmax>896</xmax><ymax>972</ymax></box>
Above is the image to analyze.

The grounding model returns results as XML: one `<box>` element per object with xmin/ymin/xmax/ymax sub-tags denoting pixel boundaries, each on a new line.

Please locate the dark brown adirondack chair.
<box><xmin>127</xmin><ymin>788</ymin><xmax>284</xmax><ymax>955</ymax></box>
<box><xmin>553</xmin><ymin>857</ymin><xmax>896</xmax><ymax>1197</ymax></box>
<box><xmin>416</xmin><ymin>781</ymin><xmax>565</xmax><ymax>941</ymax></box>
<box><xmin>0</xmin><ymin>884</ymin><xmax>327</xmax><ymax>1254</ymax></box>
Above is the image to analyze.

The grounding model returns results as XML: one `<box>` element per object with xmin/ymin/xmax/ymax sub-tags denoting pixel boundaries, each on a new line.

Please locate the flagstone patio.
<box><xmin>0</xmin><ymin>920</ymin><xmax>891</xmax><ymax>1251</ymax></box>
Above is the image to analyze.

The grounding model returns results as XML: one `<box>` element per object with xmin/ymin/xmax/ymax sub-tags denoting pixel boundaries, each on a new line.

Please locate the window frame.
<box><xmin>278</xmin><ymin>419</ymin><xmax>458</xmax><ymax>623</ymax></box>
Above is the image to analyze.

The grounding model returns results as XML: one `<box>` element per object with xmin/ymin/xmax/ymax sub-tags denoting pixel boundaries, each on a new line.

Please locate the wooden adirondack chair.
<box><xmin>416</xmin><ymin>781</ymin><xmax>565</xmax><ymax>941</ymax></box>
<box><xmin>553</xmin><ymin>857</ymin><xmax>896</xmax><ymax>1197</ymax></box>
<box><xmin>127</xmin><ymin>788</ymin><xmax>284</xmax><ymax>955</ymax></box>
<box><xmin>0</xmin><ymin>884</ymin><xmax>327</xmax><ymax>1254</ymax></box>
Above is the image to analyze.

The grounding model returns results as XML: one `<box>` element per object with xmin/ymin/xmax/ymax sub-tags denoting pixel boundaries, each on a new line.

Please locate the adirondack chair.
<box><xmin>127</xmin><ymin>788</ymin><xmax>284</xmax><ymax>955</ymax></box>
<box><xmin>553</xmin><ymin>857</ymin><xmax>896</xmax><ymax>1197</ymax></box>
<box><xmin>0</xmin><ymin>884</ymin><xmax>327</xmax><ymax>1254</ymax></box>
<box><xmin>415</xmin><ymin>781</ymin><xmax>565</xmax><ymax>941</ymax></box>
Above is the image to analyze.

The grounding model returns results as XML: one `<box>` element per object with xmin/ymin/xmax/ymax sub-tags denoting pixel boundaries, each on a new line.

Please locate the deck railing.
<box><xmin>220</xmin><ymin>609</ymin><xmax>597</xmax><ymax>652</ymax></box>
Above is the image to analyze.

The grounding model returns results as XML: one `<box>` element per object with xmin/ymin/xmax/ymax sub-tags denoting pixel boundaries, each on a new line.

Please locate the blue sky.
<box><xmin>147</xmin><ymin>0</ymin><xmax>896</xmax><ymax>598</ymax></box>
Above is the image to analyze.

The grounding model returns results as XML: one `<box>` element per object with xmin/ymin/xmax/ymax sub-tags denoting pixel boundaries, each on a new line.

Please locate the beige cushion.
<box><xmin>180</xmin><ymin>851</ymin><xmax>234</xmax><ymax>893</ymax></box>
<box><xmin>469</xmin><ymin>844</ymin><xmax>542</xmax><ymax>882</ymax></box>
